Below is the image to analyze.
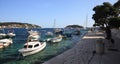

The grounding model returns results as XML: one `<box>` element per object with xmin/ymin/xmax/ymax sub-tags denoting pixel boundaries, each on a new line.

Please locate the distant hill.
<box><xmin>0</xmin><ymin>22</ymin><xmax>41</xmax><ymax>28</ymax></box>
<box><xmin>65</xmin><ymin>25</ymin><xmax>83</xmax><ymax>29</ymax></box>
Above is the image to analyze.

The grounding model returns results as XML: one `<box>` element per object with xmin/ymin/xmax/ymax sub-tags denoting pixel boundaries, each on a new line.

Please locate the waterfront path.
<box><xmin>43</xmin><ymin>30</ymin><xmax>120</xmax><ymax>64</ymax></box>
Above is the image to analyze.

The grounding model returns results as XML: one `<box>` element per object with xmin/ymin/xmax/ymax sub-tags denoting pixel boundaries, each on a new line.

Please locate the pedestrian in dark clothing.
<box><xmin>105</xmin><ymin>27</ymin><xmax>114</xmax><ymax>44</ymax></box>
<box><xmin>105</xmin><ymin>27</ymin><xmax>111</xmax><ymax>39</ymax></box>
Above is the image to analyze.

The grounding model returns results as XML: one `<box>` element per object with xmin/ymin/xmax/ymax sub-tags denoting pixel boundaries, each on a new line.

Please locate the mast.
<box><xmin>86</xmin><ymin>15</ymin><xmax>88</xmax><ymax>29</ymax></box>
<box><xmin>53</xmin><ymin>19</ymin><xmax>56</xmax><ymax>28</ymax></box>
<box><xmin>84</xmin><ymin>14</ymin><xmax>88</xmax><ymax>29</ymax></box>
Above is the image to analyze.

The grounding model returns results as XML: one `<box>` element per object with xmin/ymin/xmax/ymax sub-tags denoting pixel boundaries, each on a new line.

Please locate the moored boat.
<box><xmin>18</xmin><ymin>41</ymin><xmax>46</xmax><ymax>56</ymax></box>
<box><xmin>18</xmin><ymin>34</ymin><xmax>46</xmax><ymax>56</ymax></box>
<box><xmin>7</xmin><ymin>30</ymin><xmax>16</xmax><ymax>37</ymax></box>
<box><xmin>0</xmin><ymin>39</ymin><xmax>13</xmax><ymax>49</ymax></box>
<box><xmin>49</xmin><ymin>35</ymin><xmax>62</xmax><ymax>43</ymax></box>
<box><xmin>28</xmin><ymin>34</ymin><xmax>40</xmax><ymax>41</ymax></box>
<box><xmin>45</xmin><ymin>32</ymin><xmax>53</xmax><ymax>36</ymax></box>
<box><xmin>28</xmin><ymin>30</ymin><xmax>39</xmax><ymax>35</ymax></box>
<box><xmin>28</xmin><ymin>30</ymin><xmax>40</xmax><ymax>41</ymax></box>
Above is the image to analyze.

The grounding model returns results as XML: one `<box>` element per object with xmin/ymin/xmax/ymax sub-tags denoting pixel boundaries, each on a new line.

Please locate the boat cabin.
<box><xmin>24</xmin><ymin>42</ymin><xmax>41</xmax><ymax>49</ymax></box>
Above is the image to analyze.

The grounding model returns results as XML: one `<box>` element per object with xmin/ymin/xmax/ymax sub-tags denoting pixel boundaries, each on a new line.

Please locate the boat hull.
<box><xmin>51</xmin><ymin>37</ymin><xmax>62</xmax><ymax>43</ymax></box>
<box><xmin>0</xmin><ymin>39</ymin><xmax>13</xmax><ymax>49</ymax></box>
<box><xmin>19</xmin><ymin>42</ymin><xmax>46</xmax><ymax>56</ymax></box>
<box><xmin>7</xmin><ymin>33</ymin><xmax>16</xmax><ymax>37</ymax></box>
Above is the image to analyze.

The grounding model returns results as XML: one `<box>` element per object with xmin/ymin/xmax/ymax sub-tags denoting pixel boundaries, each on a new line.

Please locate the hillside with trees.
<box><xmin>0</xmin><ymin>22</ymin><xmax>41</xmax><ymax>28</ymax></box>
<box><xmin>65</xmin><ymin>25</ymin><xmax>83</xmax><ymax>29</ymax></box>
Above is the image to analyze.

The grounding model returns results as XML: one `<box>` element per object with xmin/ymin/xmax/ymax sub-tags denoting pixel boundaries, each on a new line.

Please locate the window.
<box><xmin>28</xmin><ymin>45</ymin><xmax>33</xmax><ymax>48</ymax></box>
<box><xmin>24</xmin><ymin>45</ymin><xmax>33</xmax><ymax>48</ymax></box>
<box><xmin>24</xmin><ymin>45</ymin><xmax>27</xmax><ymax>48</ymax></box>
<box><xmin>34</xmin><ymin>44</ymin><xmax>39</xmax><ymax>47</ymax></box>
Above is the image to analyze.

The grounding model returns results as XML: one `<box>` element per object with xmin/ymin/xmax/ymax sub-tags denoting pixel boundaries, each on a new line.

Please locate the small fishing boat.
<box><xmin>28</xmin><ymin>30</ymin><xmax>40</xmax><ymax>41</ymax></box>
<box><xmin>0</xmin><ymin>39</ymin><xmax>13</xmax><ymax>49</ymax></box>
<box><xmin>18</xmin><ymin>41</ymin><xmax>46</xmax><ymax>56</ymax></box>
<box><xmin>28</xmin><ymin>34</ymin><xmax>40</xmax><ymax>41</ymax></box>
<box><xmin>50</xmin><ymin>37</ymin><xmax>62</xmax><ymax>43</ymax></box>
<box><xmin>49</xmin><ymin>35</ymin><xmax>62</xmax><ymax>43</ymax></box>
<box><xmin>45</xmin><ymin>32</ymin><xmax>53</xmax><ymax>36</ymax></box>
<box><xmin>18</xmin><ymin>36</ymin><xmax>46</xmax><ymax>56</ymax></box>
<box><xmin>7</xmin><ymin>30</ymin><xmax>16</xmax><ymax>37</ymax></box>
<box><xmin>54</xmin><ymin>28</ymin><xmax>63</xmax><ymax>34</ymax></box>
<box><xmin>28</xmin><ymin>30</ymin><xmax>39</xmax><ymax>35</ymax></box>
<box><xmin>63</xmin><ymin>28</ymin><xmax>73</xmax><ymax>37</ymax></box>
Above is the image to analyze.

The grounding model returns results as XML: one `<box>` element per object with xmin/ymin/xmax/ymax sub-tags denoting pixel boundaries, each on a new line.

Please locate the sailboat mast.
<box><xmin>53</xmin><ymin>19</ymin><xmax>56</xmax><ymax>28</ymax></box>
<box><xmin>85</xmin><ymin>15</ymin><xmax>88</xmax><ymax>28</ymax></box>
<box><xmin>84</xmin><ymin>14</ymin><xmax>88</xmax><ymax>29</ymax></box>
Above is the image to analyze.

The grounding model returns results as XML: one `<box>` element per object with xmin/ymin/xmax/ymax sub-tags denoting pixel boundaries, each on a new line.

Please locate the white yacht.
<box><xmin>18</xmin><ymin>37</ymin><xmax>46</xmax><ymax>56</ymax></box>
<box><xmin>0</xmin><ymin>39</ymin><xmax>13</xmax><ymax>49</ymax></box>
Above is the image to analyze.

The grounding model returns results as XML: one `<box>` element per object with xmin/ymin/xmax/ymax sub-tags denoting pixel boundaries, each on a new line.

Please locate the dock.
<box><xmin>43</xmin><ymin>30</ymin><xmax>120</xmax><ymax>64</ymax></box>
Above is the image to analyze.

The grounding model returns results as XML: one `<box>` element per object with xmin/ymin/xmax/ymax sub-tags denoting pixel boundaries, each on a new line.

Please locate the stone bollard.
<box><xmin>96</xmin><ymin>38</ymin><xmax>104</xmax><ymax>54</ymax></box>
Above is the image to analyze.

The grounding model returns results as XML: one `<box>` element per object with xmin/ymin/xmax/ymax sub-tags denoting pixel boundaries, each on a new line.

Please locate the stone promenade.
<box><xmin>43</xmin><ymin>30</ymin><xmax>120</xmax><ymax>64</ymax></box>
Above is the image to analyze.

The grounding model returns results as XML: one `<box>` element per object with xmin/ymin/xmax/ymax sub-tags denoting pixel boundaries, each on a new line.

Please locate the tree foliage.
<box><xmin>109</xmin><ymin>17</ymin><xmax>120</xmax><ymax>29</ymax></box>
<box><xmin>92</xmin><ymin>2</ymin><xmax>120</xmax><ymax>28</ymax></box>
<box><xmin>114</xmin><ymin>0</ymin><xmax>120</xmax><ymax>8</ymax></box>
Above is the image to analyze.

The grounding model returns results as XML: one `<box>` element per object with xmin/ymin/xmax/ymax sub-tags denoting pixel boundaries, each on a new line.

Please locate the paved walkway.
<box><xmin>43</xmin><ymin>31</ymin><xmax>120</xmax><ymax>64</ymax></box>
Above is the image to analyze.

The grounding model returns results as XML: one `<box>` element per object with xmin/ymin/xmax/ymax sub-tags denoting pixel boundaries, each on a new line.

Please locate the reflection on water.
<box><xmin>0</xmin><ymin>28</ymin><xmax>87</xmax><ymax>64</ymax></box>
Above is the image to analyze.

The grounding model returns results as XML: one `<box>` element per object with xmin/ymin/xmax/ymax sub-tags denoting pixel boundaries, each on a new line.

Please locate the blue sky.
<box><xmin>0</xmin><ymin>0</ymin><xmax>117</xmax><ymax>28</ymax></box>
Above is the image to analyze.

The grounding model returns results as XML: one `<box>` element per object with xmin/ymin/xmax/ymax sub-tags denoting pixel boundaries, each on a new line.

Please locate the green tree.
<box><xmin>114</xmin><ymin>0</ymin><xmax>120</xmax><ymax>8</ymax></box>
<box><xmin>109</xmin><ymin>0</ymin><xmax>120</xmax><ymax>29</ymax></box>
<box><xmin>92</xmin><ymin>2</ymin><xmax>119</xmax><ymax>28</ymax></box>
<box><xmin>109</xmin><ymin>17</ymin><xmax>120</xmax><ymax>29</ymax></box>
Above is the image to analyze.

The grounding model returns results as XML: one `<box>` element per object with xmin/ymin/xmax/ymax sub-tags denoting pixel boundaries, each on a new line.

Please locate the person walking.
<box><xmin>105</xmin><ymin>26</ymin><xmax>114</xmax><ymax>47</ymax></box>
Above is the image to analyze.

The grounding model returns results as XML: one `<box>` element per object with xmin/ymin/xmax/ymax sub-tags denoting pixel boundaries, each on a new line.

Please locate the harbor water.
<box><xmin>0</xmin><ymin>28</ymin><xmax>87</xmax><ymax>64</ymax></box>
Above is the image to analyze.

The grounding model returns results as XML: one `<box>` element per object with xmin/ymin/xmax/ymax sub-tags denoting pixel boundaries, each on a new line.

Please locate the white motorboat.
<box><xmin>0</xmin><ymin>29</ymin><xmax>6</xmax><ymax>38</ymax></box>
<box><xmin>0</xmin><ymin>33</ymin><xmax>6</xmax><ymax>38</ymax></box>
<box><xmin>7</xmin><ymin>30</ymin><xmax>16</xmax><ymax>37</ymax></box>
<box><xmin>45</xmin><ymin>32</ymin><xmax>53</xmax><ymax>36</ymax></box>
<box><xmin>54</xmin><ymin>28</ymin><xmax>62</xmax><ymax>33</ymax></box>
<box><xmin>28</xmin><ymin>34</ymin><xmax>40</xmax><ymax>41</ymax></box>
<box><xmin>28</xmin><ymin>30</ymin><xmax>39</xmax><ymax>35</ymax></box>
<box><xmin>0</xmin><ymin>39</ymin><xmax>13</xmax><ymax>49</ymax></box>
<box><xmin>18</xmin><ymin>40</ymin><xmax>46</xmax><ymax>56</ymax></box>
<box><xmin>28</xmin><ymin>30</ymin><xmax>40</xmax><ymax>41</ymax></box>
<box><xmin>49</xmin><ymin>35</ymin><xmax>62</xmax><ymax>43</ymax></box>
<box><xmin>51</xmin><ymin>37</ymin><xmax>62</xmax><ymax>43</ymax></box>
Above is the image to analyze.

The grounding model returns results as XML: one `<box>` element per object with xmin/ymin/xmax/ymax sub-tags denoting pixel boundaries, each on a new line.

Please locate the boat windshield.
<box><xmin>34</xmin><ymin>44</ymin><xmax>39</xmax><ymax>47</ymax></box>
<box><xmin>24</xmin><ymin>45</ymin><xmax>33</xmax><ymax>48</ymax></box>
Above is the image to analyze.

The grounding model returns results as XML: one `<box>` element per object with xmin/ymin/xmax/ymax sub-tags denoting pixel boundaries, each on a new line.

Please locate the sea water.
<box><xmin>0</xmin><ymin>28</ymin><xmax>87</xmax><ymax>64</ymax></box>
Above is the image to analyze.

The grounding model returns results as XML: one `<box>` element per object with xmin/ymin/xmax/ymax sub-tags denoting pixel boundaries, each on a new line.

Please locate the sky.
<box><xmin>0</xmin><ymin>0</ymin><xmax>118</xmax><ymax>28</ymax></box>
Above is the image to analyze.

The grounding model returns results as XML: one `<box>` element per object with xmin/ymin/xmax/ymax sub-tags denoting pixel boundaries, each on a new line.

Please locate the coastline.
<box><xmin>0</xmin><ymin>22</ymin><xmax>41</xmax><ymax>28</ymax></box>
